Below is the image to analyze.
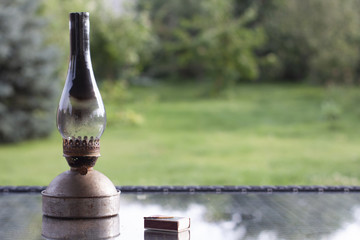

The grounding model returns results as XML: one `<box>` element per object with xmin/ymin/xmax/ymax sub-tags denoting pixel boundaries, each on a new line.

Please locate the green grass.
<box><xmin>2</xmin><ymin>83</ymin><xmax>360</xmax><ymax>186</ymax></box>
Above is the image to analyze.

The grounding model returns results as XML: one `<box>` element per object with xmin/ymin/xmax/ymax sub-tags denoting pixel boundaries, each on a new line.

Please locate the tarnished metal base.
<box><xmin>42</xmin><ymin>169</ymin><xmax>120</xmax><ymax>218</ymax></box>
<box><xmin>42</xmin><ymin>215</ymin><xmax>120</xmax><ymax>239</ymax></box>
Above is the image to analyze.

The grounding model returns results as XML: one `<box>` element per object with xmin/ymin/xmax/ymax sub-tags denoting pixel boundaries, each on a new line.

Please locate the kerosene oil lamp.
<box><xmin>42</xmin><ymin>12</ymin><xmax>120</xmax><ymax>219</ymax></box>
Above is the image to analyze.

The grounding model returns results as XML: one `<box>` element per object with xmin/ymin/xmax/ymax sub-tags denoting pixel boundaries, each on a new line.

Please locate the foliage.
<box><xmin>90</xmin><ymin>2</ymin><xmax>155</xmax><ymax>81</ymax></box>
<box><xmin>320</xmin><ymin>100</ymin><xmax>342</xmax><ymax>130</ymax></box>
<box><xmin>264</xmin><ymin>0</ymin><xmax>360</xmax><ymax>84</ymax></box>
<box><xmin>0</xmin><ymin>0</ymin><xmax>59</xmax><ymax>143</ymax></box>
<box><xmin>101</xmin><ymin>81</ymin><xmax>145</xmax><ymax>126</ymax></box>
<box><xmin>38</xmin><ymin>0</ymin><xmax>90</xmax><ymax>75</ymax></box>
<box><xmin>321</xmin><ymin>101</ymin><xmax>342</xmax><ymax>122</ymax></box>
<box><xmin>39</xmin><ymin>0</ymin><xmax>360</xmax><ymax>86</ymax></box>
<box><xmin>101</xmin><ymin>80</ymin><xmax>131</xmax><ymax>104</ymax></box>
<box><xmin>138</xmin><ymin>0</ymin><xmax>265</xmax><ymax>91</ymax></box>
<box><xmin>40</xmin><ymin>0</ymin><xmax>156</xmax><ymax>82</ymax></box>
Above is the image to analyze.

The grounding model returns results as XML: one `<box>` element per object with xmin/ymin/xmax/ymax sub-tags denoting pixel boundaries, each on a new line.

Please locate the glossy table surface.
<box><xmin>1</xmin><ymin>187</ymin><xmax>360</xmax><ymax>239</ymax></box>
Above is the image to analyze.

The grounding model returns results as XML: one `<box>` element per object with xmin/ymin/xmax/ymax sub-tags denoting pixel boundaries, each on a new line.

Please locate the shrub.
<box><xmin>264</xmin><ymin>0</ymin><xmax>360</xmax><ymax>84</ymax></box>
<box><xmin>138</xmin><ymin>0</ymin><xmax>265</xmax><ymax>91</ymax></box>
<box><xmin>0</xmin><ymin>0</ymin><xmax>59</xmax><ymax>143</ymax></box>
<box><xmin>41</xmin><ymin>0</ymin><xmax>156</xmax><ymax>82</ymax></box>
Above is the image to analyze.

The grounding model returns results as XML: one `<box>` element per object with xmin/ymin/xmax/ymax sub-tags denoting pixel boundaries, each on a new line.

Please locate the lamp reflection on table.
<box><xmin>42</xmin><ymin>215</ymin><xmax>120</xmax><ymax>239</ymax></box>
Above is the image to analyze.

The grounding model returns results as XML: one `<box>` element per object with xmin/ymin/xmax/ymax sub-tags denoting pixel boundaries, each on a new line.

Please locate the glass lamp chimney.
<box><xmin>56</xmin><ymin>12</ymin><xmax>106</xmax><ymax>170</ymax></box>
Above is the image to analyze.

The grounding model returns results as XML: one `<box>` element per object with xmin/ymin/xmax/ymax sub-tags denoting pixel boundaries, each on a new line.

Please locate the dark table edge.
<box><xmin>0</xmin><ymin>186</ymin><xmax>359</xmax><ymax>194</ymax></box>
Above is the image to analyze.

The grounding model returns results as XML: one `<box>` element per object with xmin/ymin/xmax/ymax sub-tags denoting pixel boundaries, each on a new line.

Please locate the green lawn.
<box><xmin>1</xmin><ymin>83</ymin><xmax>360</xmax><ymax>186</ymax></box>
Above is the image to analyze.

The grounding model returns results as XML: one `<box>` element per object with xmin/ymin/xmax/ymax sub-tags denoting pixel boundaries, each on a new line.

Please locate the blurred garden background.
<box><xmin>1</xmin><ymin>0</ymin><xmax>360</xmax><ymax>186</ymax></box>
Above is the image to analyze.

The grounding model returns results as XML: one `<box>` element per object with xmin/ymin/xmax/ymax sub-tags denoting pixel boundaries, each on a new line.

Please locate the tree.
<box><xmin>264</xmin><ymin>0</ymin><xmax>360</xmax><ymax>84</ymax></box>
<box><xmin>0</xmin><ymin>0</ymin><xmax>59</xmax><ymax>143</ymax></box>
<box><xmin>41</xmin><ymin>0</ymin><xmax>155</xmax><ymax>82</ymax></box>
<box><xmin>90</xmin><ymin>2</ymin><xmax>155</xmax><ymax>81</ymax></box>
<box><xmin>138</xmin><ymin>0</ymin><xmax>265</xmax><ymax>91</ymax></box>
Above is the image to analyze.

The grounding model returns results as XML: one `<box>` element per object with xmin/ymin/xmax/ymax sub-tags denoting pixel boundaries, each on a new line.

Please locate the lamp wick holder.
<box><xmin>42</xmin><ymin>137</ymin><xmax>120</xmax><ymax>219</ymax></box>
<box><xmin>63</xmin><ymin>136</ymin><xmax>100</xmax><ymax>175</ymax></box>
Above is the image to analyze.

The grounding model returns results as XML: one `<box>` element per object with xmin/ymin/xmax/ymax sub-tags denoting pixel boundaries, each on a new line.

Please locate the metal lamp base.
<box><xmin>42</xmin><ymin>215</ymin><xmax>120</xmax><ymax>239</ymax></box>
<box><xmin>42</xmin><ymin>169</ymin><xmax>120</xmax><ymax>218</ymax></box>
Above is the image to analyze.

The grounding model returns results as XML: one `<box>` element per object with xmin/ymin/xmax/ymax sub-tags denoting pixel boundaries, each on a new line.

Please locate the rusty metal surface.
<box><xmin>63</xmin><ymin>137</ymin><xmax>101</xmax><ymax>171</ymax></box>
<box><xmin>42</xmin><ymin>191</ymin><xmax>120</xmax><ymax>218</ymax></box>
<box><xmin>44</xmin><ymin>169</ymin><xmax>118</xmax><ymax>197</ymax></box>
<box><xmin>63</xmin><ymin>137</ymin><xmax>100</xmax><ymax>157</ymax></box>
<box><xmin>65</xmin><ymin>156</ymin><xmax>98</xmax><ymax>171</ymax></box>
<box><xmin>42</xmin><ymin>169</ymin><xmax>120</xmax><ymax>218</ymax></box>
<box><xmin>42</xmin><ymin>215</ymin><xmax>120</xmax><ymax>239</ymax></box>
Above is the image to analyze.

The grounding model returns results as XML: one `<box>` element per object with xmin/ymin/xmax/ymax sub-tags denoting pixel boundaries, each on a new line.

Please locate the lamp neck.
<box><xmin>66</xmin><ymin>12</ymin><xmax>96</xmax><ymax>100</ymax></box>
<box><xmin>69</xmin><ymin>12</ymin><xmax>90</xmax><ymax>56</ymax></box>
